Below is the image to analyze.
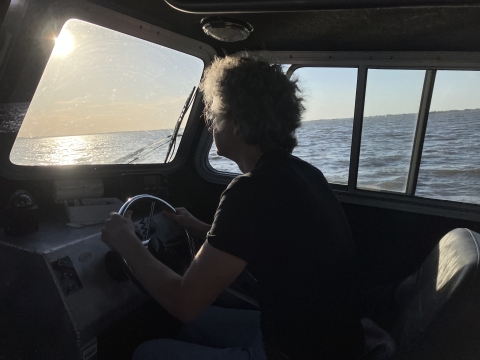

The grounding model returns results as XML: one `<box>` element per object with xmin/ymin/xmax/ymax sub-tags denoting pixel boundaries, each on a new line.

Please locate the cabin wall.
<box><xmin>343</xmin><ymin>203</ymin><xmax>480</xmax><ymax>285</ymax></box>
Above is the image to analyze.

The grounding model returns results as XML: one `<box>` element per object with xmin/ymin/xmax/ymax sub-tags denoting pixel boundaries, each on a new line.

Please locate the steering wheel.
<box><xmin>105</xmin><ymin>194</ymin><xmax>195</xmax><ymax>294</ymax></box>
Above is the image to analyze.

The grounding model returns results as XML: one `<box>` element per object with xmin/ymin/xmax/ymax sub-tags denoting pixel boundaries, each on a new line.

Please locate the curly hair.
<box><xmin>199</xmin><ymin>54</ymin><xmax>304</xmax><ymax>153</ymax></box>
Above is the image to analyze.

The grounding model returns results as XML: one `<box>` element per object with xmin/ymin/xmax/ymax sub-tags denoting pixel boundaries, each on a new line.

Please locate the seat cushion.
<box><xmin>392</xmin><ymin>228</ymin><xmax>480</xmax><ymax>359</ymax></box>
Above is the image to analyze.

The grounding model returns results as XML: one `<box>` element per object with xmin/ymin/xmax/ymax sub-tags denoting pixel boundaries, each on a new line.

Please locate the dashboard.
<box><xmin>0</xmin><ymin>206</ymin><xmax>147</xmax><ymax>359</ymax></box>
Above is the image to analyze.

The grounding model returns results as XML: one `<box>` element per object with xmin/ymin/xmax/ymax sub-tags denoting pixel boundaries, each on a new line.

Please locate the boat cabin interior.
<box><xmin>1</xmin><ymin>0</ymin><xmax>480</xmax><ymax>359</ymax></box>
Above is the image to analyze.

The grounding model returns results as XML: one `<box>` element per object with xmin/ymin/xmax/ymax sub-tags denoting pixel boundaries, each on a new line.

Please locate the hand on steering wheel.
<box><xmin>101</xmin><ymin>210</ymin><xmax>137</xmax><ymax>254</ymax></box>
<box><xmin>162</xmin><ymin>207</ymin><xmax>211</xmax><ymax>238</ymax></box>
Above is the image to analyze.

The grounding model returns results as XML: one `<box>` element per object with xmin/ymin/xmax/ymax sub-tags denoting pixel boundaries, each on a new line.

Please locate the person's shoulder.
<box><xmin>287</xmin><ymin>152</ymin><xmax>315</xmax><ymax>167</ymax></box>
<box><xmin>287</xmin><ymin>153</ymin><xmax>326</xmax><ymax>175</ymax></box>
<box><xmin>224</xmin><ymin>172</ymin><xmax>256</xmax><ymax>194</ymax></box>
<box><xmin>217</xmin><ymin>173</ymin><xmax>260</xmax><ymax>215</ymax></box>
<box><xmin>283</xmin><ymin>153</ymin><xmax>332</xmax><ymax>191</ymax></box>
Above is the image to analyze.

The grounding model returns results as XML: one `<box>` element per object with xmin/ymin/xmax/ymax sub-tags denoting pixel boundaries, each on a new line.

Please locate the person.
<box><xmin>101</xmin><ymin>55</ymin><xmax>364</xmax><ymax>360</ymax></box>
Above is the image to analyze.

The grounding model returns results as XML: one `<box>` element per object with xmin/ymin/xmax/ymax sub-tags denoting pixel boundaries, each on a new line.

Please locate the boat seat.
<box><xmin>391</xmin><ymin>228</ymin><xmax>480</xmax><ymax>359</ymax></box>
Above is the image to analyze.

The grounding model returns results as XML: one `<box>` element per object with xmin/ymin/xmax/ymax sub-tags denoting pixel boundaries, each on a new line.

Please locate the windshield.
<box><xmin>9</xmin><ymin>19</ymin><xmax>204</xmax><ymax>166</ymax></box>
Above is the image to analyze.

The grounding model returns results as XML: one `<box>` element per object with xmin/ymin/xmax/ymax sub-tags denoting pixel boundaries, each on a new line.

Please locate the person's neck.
<box><xmin>233</xmin><ymin>144</ymin><xmax>264</xmax><ymax>174</ymax></box>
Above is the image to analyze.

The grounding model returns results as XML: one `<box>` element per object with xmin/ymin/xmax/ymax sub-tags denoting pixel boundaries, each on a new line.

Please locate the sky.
<box><xmin>15</xmin><ymin>18</ymin><xmax>480</xmax><ymax>138</ymax></box>
<box><xmin>296</xmin><ymin>67</ymin><xmax>480</xmax><ymax>120</ymax></box>
<box><xmin>17</xmin><ymin>19</ymin><xmax>204</xmax><ymax>138</ymax></box>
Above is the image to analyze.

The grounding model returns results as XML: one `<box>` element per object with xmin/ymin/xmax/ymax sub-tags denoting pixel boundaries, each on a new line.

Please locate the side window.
<box><xmin>416</xmin><ymin>70</ymin><xmax>480</xmax><ymax>205</ymax></box>
<box><xmin>357</xmin><ymin>69</ymin><xmax>425</xmax><ymax>192</ymax></box>
<box><xmin>209</xmin><ymin>146</ymin><xmax>239</xmax><ymax>173</ymax></box>
<box><xmin>207</xmin><ymin>66</ymin><xmax>358</xmax><ymax>185</ymax></box>
<box><xmin>10</xmin><ymin>19</ymin><xmax>204</xmax><ymax>166</ymax></box>
<box><xmin>292</xmin><ymin>67</ymin><xmax>357</xmax><ymax>185</ymax></box>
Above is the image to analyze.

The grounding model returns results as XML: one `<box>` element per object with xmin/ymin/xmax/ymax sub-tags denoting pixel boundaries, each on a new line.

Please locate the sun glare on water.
<box><xmin>53</xmin><ymin>30</ymin><xmax>74</xmax><ymax>57</ymax></box>
<box><xmin>47</xmin><ymin>136</ymin><xmax>89</xmax><ymax>165</ymax></box>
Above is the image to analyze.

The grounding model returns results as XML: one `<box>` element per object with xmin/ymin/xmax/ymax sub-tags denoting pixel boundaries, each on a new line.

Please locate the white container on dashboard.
<box><xmin>64</xmin><ymin>198</ymin><xmax>123</xmax><ymax>224</ymax></box>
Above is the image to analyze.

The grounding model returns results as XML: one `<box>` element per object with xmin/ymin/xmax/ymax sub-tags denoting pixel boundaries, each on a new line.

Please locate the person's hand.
<box><xmin>162</xmin><ymin>207</ymin><xmax>211</xmax><ymax>238</ymax></box>
<box><xmin>101</xmin><ymin>210</ymin><xmax>139</xmax><ymax>255</ymax></box>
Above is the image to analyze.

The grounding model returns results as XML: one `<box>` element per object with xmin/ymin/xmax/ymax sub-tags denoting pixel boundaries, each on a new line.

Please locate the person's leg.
<box><xmin>132</xmin><ymin>331</ymin><xmax>266</xmax><ymax>360</ymax></box>
<box><xmin>132</xmin><ymin>306</ymin><xmax>266</xmax><ymax>360</ymax></box>
<box><xmin>177</xmin><ymin>306</ymin><xmax>261</xmax><ymax>349</ymax></box>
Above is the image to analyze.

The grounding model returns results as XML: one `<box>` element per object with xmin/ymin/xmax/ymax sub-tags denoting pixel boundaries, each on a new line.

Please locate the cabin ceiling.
<box><xmin>92</xmin><ymin>0</ymin><xmax>480</xmax><ymax>53</ymax></box>
<box><xmin>164</xmin><ymin>0</ymin><xmax>480</xmax><ymax>13</ymax></box>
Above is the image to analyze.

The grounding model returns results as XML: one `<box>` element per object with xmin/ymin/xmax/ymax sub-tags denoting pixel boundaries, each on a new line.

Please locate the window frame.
<box><xmin>195</xmin><ymin>51</ymin><xmax>480</xmax><ymax>221</ymax></box>
<box><xmin>0</xmin><ymin>1</ymin><xmax>216</xmax><ymax>180</ymax></box>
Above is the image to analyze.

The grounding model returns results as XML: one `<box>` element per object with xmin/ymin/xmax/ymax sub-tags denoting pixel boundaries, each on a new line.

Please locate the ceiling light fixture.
<box><xmin>200</xmin><ymin>17</ymin><xmax>253</xmax><ymax>42</ymax></box>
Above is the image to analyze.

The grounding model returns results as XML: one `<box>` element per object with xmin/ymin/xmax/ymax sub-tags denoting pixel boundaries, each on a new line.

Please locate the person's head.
<box><xmin>199</xmin><ymin>54</ymin><xmax>304</xmax><ymax>155</ymax></box>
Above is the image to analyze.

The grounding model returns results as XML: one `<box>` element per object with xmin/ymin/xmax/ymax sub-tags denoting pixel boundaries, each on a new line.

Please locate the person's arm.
<box><xmin>101</xmin><ymin>211</ymin><xmax>246</xmax><ymax>323</ymax></box>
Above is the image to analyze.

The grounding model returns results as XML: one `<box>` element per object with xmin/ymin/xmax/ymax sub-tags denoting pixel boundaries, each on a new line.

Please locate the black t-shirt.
<box><xmin>207</xmin><ymin>150</ymin><xmax>364</xmax><ymax>360</ymax></box>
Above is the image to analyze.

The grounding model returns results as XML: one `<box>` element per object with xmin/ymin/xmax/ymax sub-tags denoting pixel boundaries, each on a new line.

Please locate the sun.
<box><xmin>52</xmin><ymin>30</ymin><xmax>74</xmax><ymax>57</ymax></box>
